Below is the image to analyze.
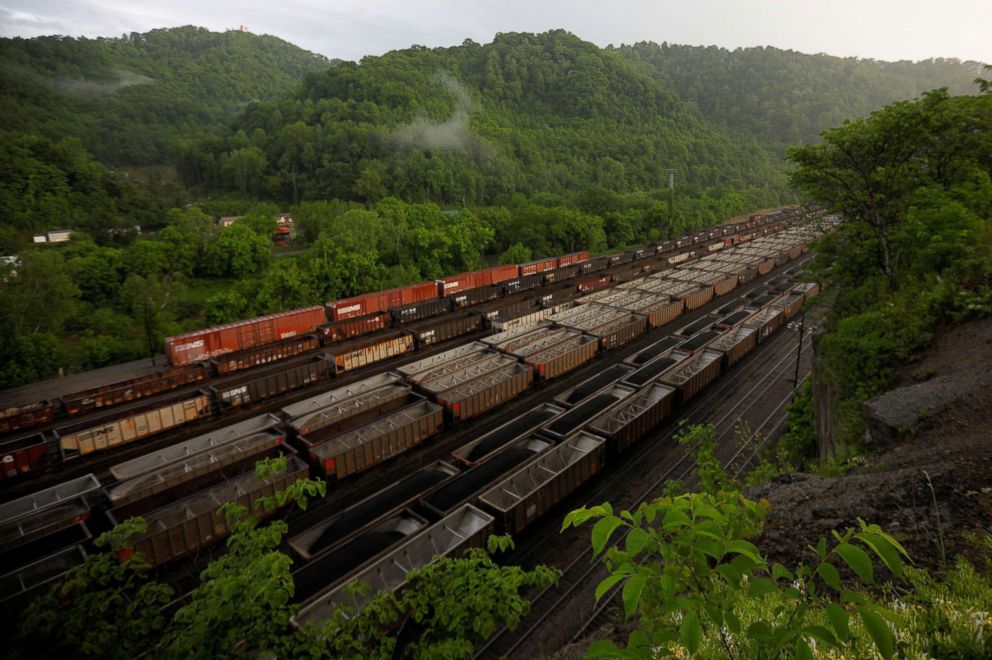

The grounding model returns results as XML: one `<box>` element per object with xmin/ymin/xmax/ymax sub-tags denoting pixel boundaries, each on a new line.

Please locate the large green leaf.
<box><xmin>856</xmin><ymin>532</ymin><xmax>904</xmax><ymax>578</ymax></box>
<box><xmin>825</xmin><ymin>603</ymin><xmax>851</xmax><ymax>641</ymax></box>
<box><xmin>594</xmin><ymin>573</ymin><xmax>625</xmax><ymax>602</ymax></box>
<box><xmin>726</xmin><ymin>539</ymin><xmax>764</xmax><ymax>564</ymax></box>
<box><xmin>833</xmin><ymin>543</ymin><xmax>875</xmax><ymax>584</ymax></box>
<box><xmin>680</xmin><ymin>612</ymin><xmax>701</xmax><ymax>654</ymax></box>
<box><xmin>622</xmin><ymin>574</ymin><xmax>647</xmax><ymax>619</ymax></box>
<box><xmin>591</xmin><ymin>516</ymin><xmax>622</xmax><ymax>557</ymax></box>
<box><xmin>859</xmin><ymin>607</ymin><xmax>895</xmax><ymax>659</ymax></box>
<box><xmin>625</xmin><ymin>527</ymin><xmax>651</xmax><ymax>556</ymax></box>
<box><xmin>817</xmin><ymin>561</ymin><xmax>842</xmax><ymax>591</ymax></box>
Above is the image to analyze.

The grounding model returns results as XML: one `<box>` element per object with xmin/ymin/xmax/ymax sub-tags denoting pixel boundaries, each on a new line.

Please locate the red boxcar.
<box><xmin>438</xmin><ymin>264</ymin><xmax>519</xmax><ymax>296</ymax></box>
<box><xmin>326</xmin><ymin>282</ymin><xmax>437</xmax><ymax>321</ymax></box>
<box><xmin>520</xmin><ymin>257</ymin><xmax>559</xmax><ymax>276</ymax></box>
<box><xmin>577</xmin><ymin>275</ymin><xmax>611</xmax><ymax>293</ymax></box>
<box><xmin>559</xmin><ymin>251</ymin><xmax>590</xmax><ymax>268</ymax></box>
<box><xmin>165</xmin><ymin>306</ymin><xmax>326</xmax><ymax>366</ymax></box>
<box><xmin>1</xmin><ymin>433</ymin><xmax>49</xmax><ymax>480</ymax></box>
<box><xmin>317</xmin><ymin>312</ymin><xmax>391</xmax><ymax>343</ymax></box>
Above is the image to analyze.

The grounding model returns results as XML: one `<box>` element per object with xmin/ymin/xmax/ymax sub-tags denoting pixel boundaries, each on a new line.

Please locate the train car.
<box><xmin>588</xmin><ymin>383</ymin><xmax>677</xmax><ymax>454</ymax></box>
<box><xmin>434</xmin><ymin>363</ymin><xmax>534</xmax><ymax>422</ymax></box>
<box><xmin>292</xmin><ymin>504</ymin><xmax>493</xmax><ymax>625</ymax></box>
<box><xmin>121</xmin><ymin>453</ymin><xmax>308</xmax><ymax>567</ymax></box>
<box><xmin>390</xmin><ymin>297</ymin><xmax>451</xmax><ymax>324</ymax></box>
<box><xmin>327</xmin><ymin>282</ymin><xmax>438</xmax><ymax>322</ymax></box>
<box><xmin>558</xmin><ymin>251</ymin><xmax>590</xmax><ymax>268</ymax></box>
<box><xmin>209</xmin><ymin>334</ymin><xmax>321</xmax><ymax>375</ymax></box>
<box><xmin>304</xmin><ymin>400</ymin><xmax>444</xmax><ymax>479</ymax></box>
<box><xmin>540</xmin><ymin>384</ymin><xmax>637</xmax><ymax>442</ymax></box>
<box><xmin>519</xmin><ymin>257</ymin><xmax>559</xmax><ymax>277</ymax></box>
<box><xmin>0</xmin><ymin>401</ymin><xmax>55</xmax><ymax>436</ymax></box>
<box><xmin>287</xmin><ymin>460</ymin><xmax>461</xmax><ymax>561</ymax></box>
<box><xmin>317</xmin><ymin>312</ymin><xmax>391</xmax><ymax>344</ymax></box>
<box><xmin>55</xmin><ymin>390</ymin><xmax>213</xmax><ymax>461</ymax></box>
<box><xmin>438</xmin><ymin>264</ymin><xmax>519</xmax><ymax>297</ymax></box>
<box><xmin>0</xmin><ymin>474</ymin><xmax>101</xmax><ymax>558</ymax></box>
<box><xmin>210</xmin><ymin>356</ymin><xmax>332</xmax><ymax>410</ymax></box>
<box><xmin>165</xmin><ymin>306</ymin><xmax>326</xmax><ymax>366</ymax></box>
<box><xmin>324</xmin><ymin>331</ymin><xmax>415</xmax><ymax>375</ymax></box>
<box><xmin>404</xmin><ymin>312</ymin><xmax>481</xmax><ymax>348</ymax></box>
<box><xmin>478</xmin><ymin>432</ymin><xmax>606</xmax><ymax>535</ymax></box>
<box><xmin>423</xmin><ymin>436</ymin><xmax>553</xmax><ymax>519</ymax></box>
<box><xmin>292</xmin><ymin>509</ymin><xmax>430</xmax><ymax>603</ymax></box>
<box><xmin>658</xmin><ymin>349</ymin><xmax>724</xmax><ymax>402</ymax></box>
<box><xmin>1</xmin><ymin>433</ymin><xmax>48</xmax><ymax>481</ymax></box>
<box><xmin>107</xmin><ymin>427</ymin><xmax>287</xmax><ymax>518</ymax></box>
<box><xmin>61</xmin><ymin>364</ymin><xmax>210</xmax><ymax>416</ymax></box>
<box><xmin>450</xmin><ymin>405</ymin><xmax>564</xmax><ymax>468</ymax></box>
<box><xmin>282</xmin><ymin>374</ymin><xmax>412</xmax><ymax>438</ymax></box>
<box><xmin>553</xmin><ymin>365</ymin><xmax>636</xmax><ymax>409</ymax></box>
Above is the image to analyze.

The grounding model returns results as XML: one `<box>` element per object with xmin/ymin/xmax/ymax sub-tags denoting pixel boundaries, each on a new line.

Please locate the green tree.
<box><xmin>203</xmin><ymin>223</ymin><xmax>272</xmax><ymax>278</ymax></box>
<box><xmin>499</xmin><ymin>242</ymin><xmax>532</xmax><ymax>264</ymax></box>
<box><xmin>15</xmin><ymin>519</ymin><xmax>174</xmax><ymax>659</ymax></box>
<box><xmin>565</xmin><ymin>492</ymin><xmax>909</xmax><ymax>659</ymax></box>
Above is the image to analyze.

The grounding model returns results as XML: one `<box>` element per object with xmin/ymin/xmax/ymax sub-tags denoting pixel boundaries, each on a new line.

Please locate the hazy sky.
<box><xmin>1</xmin><ymin>0</ymin><xmax>989</xmax><ymax>63</ymax></box>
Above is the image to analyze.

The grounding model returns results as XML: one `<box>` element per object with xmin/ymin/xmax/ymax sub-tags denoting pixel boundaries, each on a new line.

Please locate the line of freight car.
<box><xmin>0</xmin><ymin>216</ymin><xmax>796</xmax><ymax>442</ymax></box>
<box><xmin>0</xmin><ymin>327</ymin><xmax>471</xmax><ymax>483</ymax></box>
<box><xmin>4</xmin><ymin>253</ymin><xmax>817</xmax><ymax>619</ymax></box>
<box><xmin>0</xmin><ymin>233</ymin><xmax>814</xmax><ymax>485</ymax></box>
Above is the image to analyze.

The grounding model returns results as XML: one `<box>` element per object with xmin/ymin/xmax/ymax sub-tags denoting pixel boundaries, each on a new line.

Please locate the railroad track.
<box><xmin>475</xmin><ymin>302</ymin><xmax>818</xmax><ymax>658</ymax></box>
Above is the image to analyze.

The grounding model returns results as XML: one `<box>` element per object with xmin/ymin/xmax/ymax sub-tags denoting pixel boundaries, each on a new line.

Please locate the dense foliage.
<box><xmin>788</xmin><ymin>85</ymin><xmax>992</xmax><ymax>449</ymax></box>
<box><xmin>0</xmin><ymin>26</ymin><xmax>329</xmax><ymax>165</ymax></box>
<box><xmin>620</xmin><ymin>43</ymin><xmax>981</xmax><ymax>155</ymax></box>
<box><xmin>174</xmin><ymin>31</ymin><xmax>788</xmax><ymax>207</ymax></box>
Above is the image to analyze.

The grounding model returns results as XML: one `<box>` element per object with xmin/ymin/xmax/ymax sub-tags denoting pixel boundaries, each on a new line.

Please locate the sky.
<box><xmin>1</xmin><ymin>0</ymin><xmax>990</xmax><ymax>64</ymax></box>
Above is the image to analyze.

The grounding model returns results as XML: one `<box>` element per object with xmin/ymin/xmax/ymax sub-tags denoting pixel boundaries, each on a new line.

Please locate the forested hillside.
<box><xmin>618</xmin><ymin>42</ymin><xmax>981</xmax><ymax>154</ymax></box>
<box><xmin>0</xmin><ymin>26</ymin><xmax>330</xmax><ymax>165</ymax></box>
<box><xmin>177</xmin><ymin>31</ymin><xmax>786</xmax><ymax>207</ymax></box>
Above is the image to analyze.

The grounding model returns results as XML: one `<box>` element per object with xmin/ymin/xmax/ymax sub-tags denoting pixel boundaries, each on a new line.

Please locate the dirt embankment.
<box><xmin>750</xmin><ymin>318</ymin><xmax>992</xmax><ymax>570</ymax></box>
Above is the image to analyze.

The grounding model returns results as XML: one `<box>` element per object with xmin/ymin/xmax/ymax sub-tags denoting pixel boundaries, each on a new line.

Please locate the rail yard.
<box><xmin>0</xmin><ymin>208</ymin><xmax>836</xmax><ymax>646</ymax></box>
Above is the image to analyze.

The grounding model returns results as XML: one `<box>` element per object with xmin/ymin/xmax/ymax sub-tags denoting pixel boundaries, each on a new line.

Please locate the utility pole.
<box><xmin>790</xmin><ymin>313</ymin><xmax>806</xmax><ymax>387</ymax></box>
<box><xmin>666</xmin><ymin>168</ymin><xmax>676</xmax><ymax>239</ymax></box>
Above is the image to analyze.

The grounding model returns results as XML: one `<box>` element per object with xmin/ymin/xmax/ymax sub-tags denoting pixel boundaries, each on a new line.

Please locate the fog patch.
<box><xmin>4</xmin><ymin>64</ymin><xmax>154</xmax><ymax>96</ymax></box>
<box><xmin>390</xmin><ymin>71</ymin><xmax>491</xmax><ymax>158</ymax></box>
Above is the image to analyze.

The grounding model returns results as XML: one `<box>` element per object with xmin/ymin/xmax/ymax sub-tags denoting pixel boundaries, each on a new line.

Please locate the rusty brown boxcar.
<box><xmin>125</xmin><ymin>454</ymin><xmax>308</xmax><ymax>566</ymax></box>
<box><xmin>478</xmin><ymin>432</ymin><xmax>606</xmax><ymax>535</ymax></box>
<box><xmin>306</xmin><ymin>400</ymin><xmax>444</xmax><ymax>479</ymax></box>
<box><xmin>435</xmin><ymin>363</ymin><xmax>535</xmax><ymax>422</ymax></box>
<box><xmin>588</xmin><ymin>383</ymin><xmax>677</xmax><ymax>454</ymax></box>
<box><xmin>211</xmin><ymin>334</ymin><xmax>320</xmax><ymax>375</ymax></box>
<box><xmin>659</xmin><ymin>349</ymin><xmax>724</xmax><ymax>402</ymax></box>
